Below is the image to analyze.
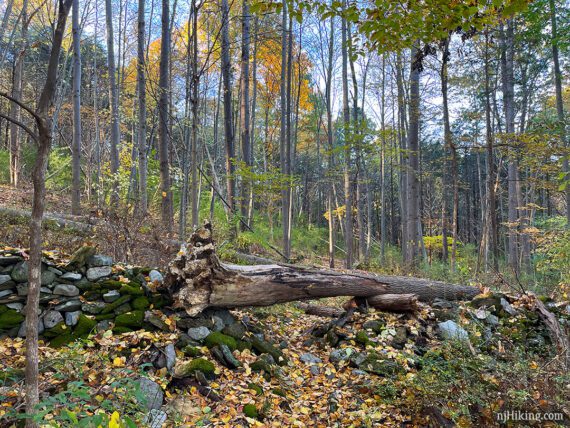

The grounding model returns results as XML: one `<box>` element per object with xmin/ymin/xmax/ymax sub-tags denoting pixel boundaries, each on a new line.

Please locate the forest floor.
<box><xmin>2</xmin><ymin>295</ymin><xmax>570</xmax><ymax>427</ymax></box>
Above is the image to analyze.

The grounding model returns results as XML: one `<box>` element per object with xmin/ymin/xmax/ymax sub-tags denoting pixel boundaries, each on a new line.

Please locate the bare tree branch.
<box><xmin>0</xmin><ymin>113</ymin><xmax>38</xmax><ymax>142</ymax></box>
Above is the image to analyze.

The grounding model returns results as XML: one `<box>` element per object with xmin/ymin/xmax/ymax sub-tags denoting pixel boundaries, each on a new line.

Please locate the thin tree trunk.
<box><xmin>9</xmin><ymin>0</ymin><xmax>27</xmax><ymax>188</ymax></box>
<box><xmin>240</xmin><ymin>0</ymin><xmax>251</xmax><ymax>231</ymax></box>
<box><xmin>248</xmin><ymin>17</ymin><xmax>259</xmax><ymax>228</ymax></box>
<box><xmin>190</xmin><ymin>0</ymin><xmax>199</xmax><ymax>229</ymax></box>
<box><xmin>326</xmin><ymin>13</ymin><xmax>335</xmax><ymax>268</ymax></box>
<box><xmin>105</xmin><ymin>0</ymin><xmax>120</xmax><ymax>208</ymax></box>
<box><xmin>22</xmin><ymin>2</ymin><xmax>72</xmax><ymax>424</ymax></box>
<box><xmin>501</xmin><ymin>21</ymin><xmax>519</xmax><ymax>274</ymax></box>
<box><xmin>158</xmin><ymin>0</ymin><xmax>172</xmax><ymax>232</ymax></box>
<box><xmin>280</xmin><ymin>3</ymin><xmax>290</xmax><ymax>258</ymax></box>
<box><xmin>137</xmin><ymin>0</ymin><xmax>148</xmax><ymax>215</ymax></box>
<box><xmin>71</xmin><ymin>0</ymin><xmax>82</xmax><ymax>215</ymax></box>
<box><xmin>406</xmin><ymin>46</ymin><xmax>422</xmax><ymax>267</ymax></box>
<box><xmin>341</xmin><ymin>1</ymin><xmax>353</xmax><ymax>268</ymax></box>
<box><xmin>549</xmin><ymin>0</ymin><xmax>569</xmax><ymax>226</ymax></box>
<box><xmin>221</xmin><ymin>0</ymin><xmax>236</xmax><ymax>227</ymax></box>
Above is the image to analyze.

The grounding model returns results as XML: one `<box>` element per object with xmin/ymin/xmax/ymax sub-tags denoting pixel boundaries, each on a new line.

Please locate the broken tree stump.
<box><xmin>162</xmin><ymin>222</ymin><xmax>479</xmax><ymax>316</ymax></box>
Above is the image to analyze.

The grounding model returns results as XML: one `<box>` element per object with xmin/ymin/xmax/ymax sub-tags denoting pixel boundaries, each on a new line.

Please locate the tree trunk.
<box><xmin>9</xmin><ymin>0</ymin><xmax>27</xmax><ymax>188</ymax></box>
<box><xmin>163</xmin><ymin>223</ymin><xmax>479</xmax><ymax>316</ymax></box>
<box><xmin>341</xmin><ymin>1</ymin><xmax>353</xmax><ymax>268</ymax></box>
<box><xmin>221</xmin><ymin>0</ymin><xmax>236</xmax><ymax>221</ymax></box>
<box><xmin>105</xmin><ymin>0</ymin><xmax>120</xmax><ymax>208</ymax></box>
<box><xmin>240</xmin><ymin>0</ymin><xmax>251</xmax><ymax>231</ymax></box>
<box><xmin>158</xmin><ymin>0</ymin><xmax>172</xmax><ymax>232</ymax></box>
<box><xmin>190</xmin><ymin>0</ymin><xmax>199</xmax><ymax>230</ymax></box>
<box><xmin>406</xmin><ymin>45</ymin><xmax>422</xmax><ymax>268</ymax></box>
<box><xmin>23</xmin><ymin>2</ymin><xmax>73</xmax><ymax>424</ymax></box>
<box><xmin>71</xmin><ymin>0</ymin><xmax>82</xmax><ymax>215</ymax></box>
<box><xmin>549</xmin><ymin>0</ymin><xmax>570</xmax><ymax>226</ymax></box>
<box><xmin>279</xmin><ymin>3</ymin><xmax>290</xmax><ymax>258</ymax></box>
<box><xmin>137</xmin><ymin>0</ymin><xmax>148</xmax><ymax>215</ymax></box>
<box><xmin>326</xmin><ymin>13</ymin><xmax>335</xmax><ymax>268</ymax></box>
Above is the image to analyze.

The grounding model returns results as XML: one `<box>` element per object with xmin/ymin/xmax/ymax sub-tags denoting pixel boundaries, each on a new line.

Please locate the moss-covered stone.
<box><xmin>101</xmin><ymin>295</ymin><xmax>132</xmax><ymax>314</ymax></box>
<box><xmin>112</xmin><ymin>326</ymin><xmax>133</xmax><ymax>334</ymax></box>
<box><xmin>248</xmin><ymin>382</ymin><xmax>263</xmax><ymax>395</ymax></box>
<box><xmin>0</xmin><ymin>305</ymin><xmax>9</xmax><ymax>314</ymax></box>
<box><xmin>350</xmin><ymin>352</ymin><xmax>404</xmax><ymax>376</ymax></box>
<box><xmin>113</xmin><ymin>303</ymin><xmax>132</xmax><ymax>315</ymax></box>
<box><xmin>132</xmin><ymin>296</ymin><xmax>150</xmax><ymax>310</ymax></box>
<box><xmin>150</xmin><ymin>294</ymin><xmax>170</xmax><ymax>309</ymax></box>
<box><xmin>182</xmin><ymin>346</ymin><xmax>202</xmax><ymax>357</ymax></box>
<box><xmin>115</xmin><ymin>310</ymin><xmax>144</xmax><ymax>329</ymax></box>
<box><xmin>250</xmin><ymin>335</ymin><xmax>287</xmax><ymax>365</ymax></box>
<box><xmin>204</xmin><ymin>332</ymin><xmax>237</xmax><ymax>351</ymax></box>
<box><xmin>119</xmin><ymin>284</ymin><xmax>144</xmax><ymax>296</ymax></box>
<box><xmin>73</xmin><ymin>314</ymin><xmax>97</xmax><ymax>336</ymax></box>
<box><xmin>236</xmin><ymin>339</ymin><xmax>252</xmax><ymax>351</ymax></box>
<box><xmin>0</xmin><ymin>309</ymin><xmax>24</xmax><ymax>329</ymax></box>
<box><xmin>94</xmin><ymin>313</ymin><xmax>116</xmax><ymax>321</ymax></box>
<box><xmin>66</xmin><ymin>246</ymin><xmax>96</xmax><ymax>269</ymax></box>
<box><xmin>75</xmin><ymin>278</ymin><xmax>94</xmax><ymax>291</ymax></box>
<box><xmin>222</xmin><ymin>322</ymin><xmax>246</xmax><ymax>340</ymax></box>
<box><xmin>43</xmin><ymin>321</ymin><xmax>70</xmax><ymax>338</ymax></box>
<box><xmin>49</xmin><ymin>334</ymin><xmax>75</xmax><ymax>348</ymax></box>
<box><xmin>97</xmin><ymin>279</ymin><xmax>123</xmax><ymax>291</ymax></box>
<box><xmin>355</xmin><ymin>330</ymin><xmax>370</xmax><ymax>345</ymax></box>
<box><xmin>250</xmin><ymin>354</ymin><xmax>275</xmax><ymax>378</ymax></box>
<box><xmin>82</xmin><ymin>291</ymin><xmax>102</xmax><ymax>301</ymax></box>
<box><xmin>243</xmin><ymin>404</ymin><xmax>259</xmax><ymax>419</ymax></box>
<box><xmin>175</xmin><ymin>358</ymin><xmax>216</xmax><ymax>379</ymax></box>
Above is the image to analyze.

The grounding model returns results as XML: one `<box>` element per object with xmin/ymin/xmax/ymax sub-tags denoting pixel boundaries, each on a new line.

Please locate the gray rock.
<box><xmin>10</xmin><ymin>262</ymin><xmax>29</xmax><ymax>282</ymax></box>
<box><xmin>43</xmin><ymin>310</ymin><xmax>64</xmax><ymax>329</ymax></box>
<box><xmin>0</xmin><ymin>279</ymin><xmax>15</xmax><ymax>290</ymax></box>
<box><xmin>164</xmin><ymin>344</ymin><xmax>176</xmax><ymax>371</ymax></box>
<box><xmin>0</xmin><ymin>256</ymin><xmax>22</xmax><ymax>266</ymax></box>
<box><xmin>210</xmin><ymin>309</ymin><xmax>236</xmax><ymax>326</ymax></box>
<box><xmin>6</xmin><ymin>302</ymin><xmax>23</xmax><ymax>312</ymax></box>
<box><xmin>114</xmin><ymin>303</ymin><xmax>132</xmax><ymax>315</ymax></box>
<box><xmin>54</xmin><ymin>299</ymin><xmax>82</xmax><ymax>312</ymax></box>
<box><xmin>144</xmin><ymin>409</ymin><xmax>167</xmax><ymax>428</ymax></box>
<box><xmin>362</xmin><ymin>320</ymin><xmax>383</xmax><ymax>331</ymax></box>
<box><xmin>16</xmin><ymin>284</ymin><xmax>29</xmax><ymax>296</ymax></box>
<box><xmin>82</xmin><ymin>301</ymin><xmax>106</xmax><ymax>314</ymax></box>
<box><xmin>65</xmin><ymin>311</ymin><xmax>81</xmax><ymax>326</ymax></box>
<box><xmin>212</xmin><ymin>316</ymin><xmax>225</xmax><ymax>332</ymax></box>
<box><xmin>86</xmin><ymin>266</ymin><xmax>112</xmax><ymax>281</ymax></box>
<box><xmin>60</xmin><ymin>272</ymin><xmax>82</xmax><ymax>281</ymax></box>
<box><xmin>0</xmin><ymin>275</ymin><xmax>12</xmax><ymax>286</ymax></box>
<box><xmin>500</xmin><ymin>298</ymin><xmax>518</xmax><ymax>316</ymax></box>
<box><xmin>187</xmin><ymin>326</ymin><xmax>211</xmax><ymax>341</ymax></box>
<box><xmin>0</xmin><ymin>289</ymin><xmax>14</xmax><ymax>298</ymax></box>
<box><xmin>486</xmin><ymin>314</ymin><xmax>499</xmax><ymax>326</ymax></box>
<box><xmin>103</xmin><ymin>290</ymin><xmax>121</xmax><ymax>303</ymax></box>
<box><xmin>41</xmin><ymin>270</ymin><xmax>56</xmax><ymax>286</ymax></box>
<box><xmin>18</xmin><ymin>319</ymin><xmax>44</xmax><ymax>337</ymax></box>
<box><xmin>352</xmin><ymin>369</ymin><xmax>368</xmax><ymax>376</ymax></box>
<box><xmin>137</xmin><ymin>377</ymin><xmax>164</xmax><ymax>411</ymax></box>
<box><xmin>300</xmin><ymin>353</ymin><xmax>322</xmax><ymax>364</ymax></box>
<box><xmin>148</xmin><ymin>270</ymin><xmax>163</xmax><ymax>284</ymax></box>
<box><xmin>40</xmin><ymin>287</ymin><xmax>52</xmax><ymax>294</ymax></box>
<box><xmin>96</xmin><ymin>320</ymin><xmax>112</xmax><ymax>332</ymax></box>
<box><xmin>329</xmin><ymin>348</ymin><xmax>354</xmax><ymax>363</ymax></box>
<box><xmin>438</xmin><ymin>320</ymin><xmax>469</xmax><ymax>341</ymax></box>
<box><xmin>53</xmin><ymin>284</ymin><xmax>80</xmax><ymax>297</ymax></box>
<box><xmin>48</xmin><ymin>267</ymin><xmax>63</xmax><ymax>276</ymax></box>
<box><xmin>310</xmin><ymin>365</ymin><xmax>320</xmax><ymax>375</ymax></box>
<box><xmin>87</xmin><ymin>254</ymin><xmax>113</xmax><ymax>267</ymax></box>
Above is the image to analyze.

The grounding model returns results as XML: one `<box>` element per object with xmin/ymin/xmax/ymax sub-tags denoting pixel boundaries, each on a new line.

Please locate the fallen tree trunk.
<box><xmin>360</xmin><ymin>294</ymin><xmax>419</xmax><ymax>312</ymax></box>
<box><xmin>0</xmin><ymin>206</ymin><xmax>96</xmax><ymax>232</ymax></box>
<box><xmin>163</xmin><ymin>223</ymin><xmax>479</xmax><ymax>316</ymax></box>
<box><xmin>296</xmin><ymin>302</ymin><xmax>345</xmax><ymax>317</ymax></box>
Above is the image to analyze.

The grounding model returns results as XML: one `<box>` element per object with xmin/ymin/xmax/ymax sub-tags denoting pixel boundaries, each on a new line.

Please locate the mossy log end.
<box><xmin>162</xmin><ymin>222</ymin><xmax>479</xmax><ymax>316</ymax></box>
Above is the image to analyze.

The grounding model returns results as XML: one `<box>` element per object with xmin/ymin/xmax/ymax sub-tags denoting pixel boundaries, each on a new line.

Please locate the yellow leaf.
<box><xmin>113</xmin><ymin>357</ymin><xmax>125</xmax><ymax>367</ymax></box>
<box><xmin>109</xmin><ymin>411</ymin><xmax>121</xmax><ymax>428</ymax></box>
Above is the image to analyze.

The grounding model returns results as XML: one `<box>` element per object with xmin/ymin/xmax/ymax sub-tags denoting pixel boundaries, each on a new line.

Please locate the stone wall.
<box><xmin>0</xmin><ymin>248</ymin><xmax>170</xmax><ymax>347</ymax></box>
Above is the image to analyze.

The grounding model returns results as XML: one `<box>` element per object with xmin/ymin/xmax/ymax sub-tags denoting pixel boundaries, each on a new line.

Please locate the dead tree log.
<box><xmin>296</xmin><ymin>302</ymin><xmax>345</xmax><ymax>317</ymax></box>
<box><xmin>163</xmin><ymin>223</ymin><xmax>479</xmax><ymax>316</ymax></box>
